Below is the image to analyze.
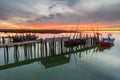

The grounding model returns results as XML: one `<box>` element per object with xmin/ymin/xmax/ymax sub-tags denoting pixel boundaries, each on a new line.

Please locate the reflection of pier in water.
<box><xmin>0</xmin><ymin>42</ymin><xmax>99</xmax><ymax>70</ymax></box>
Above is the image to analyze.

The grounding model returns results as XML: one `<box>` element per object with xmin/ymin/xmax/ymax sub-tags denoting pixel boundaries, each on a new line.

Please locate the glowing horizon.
<box><xmin>0</xmin><ymin>21</ymin><xmax>120</xmax><ymax>31</ymax></box>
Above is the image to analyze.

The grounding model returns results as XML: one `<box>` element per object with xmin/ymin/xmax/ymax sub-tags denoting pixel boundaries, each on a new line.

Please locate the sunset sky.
<box><xmin>0</xmin><ymin>0</ymin><xmax>120</xmax><ymax>30</ymax></box>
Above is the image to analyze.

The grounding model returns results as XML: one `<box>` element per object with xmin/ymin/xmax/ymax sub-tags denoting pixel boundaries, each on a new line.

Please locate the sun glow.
<box><xmin>0</xmin><ymin>21</ymin><xmax>120</xmax><ymax>31</ymax></box>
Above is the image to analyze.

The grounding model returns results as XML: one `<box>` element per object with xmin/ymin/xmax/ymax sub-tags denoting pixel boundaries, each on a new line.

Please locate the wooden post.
<box><xmin>4</xmin><ymin>46</ymin><xmax>9</xmax><ymax>64</ymax></box>
<box><xmin>45</xmin><ymin>41</ymin><xmax>48</xmax><ymax>57</ymax></box>
<box><xmin>30</xmin><ymin>44</ymin><xmax>33</xmax><ymax>59</ymax></box>
<box><xmin>54</xmin><ymin>42</ymin><xmax>56</xmax><ymax>55</ymax></box>
<box><xmin>48</xmin><ymin>42</ymin><xmax>51</xmax><ymax>56</ymax></box>
<box><xmin>14</xmin><ymin>45</ymin><xmax>19</xmax><ymax>62</ymax></box>
<box><xmin>42</xmin><ymin>42</ymin><xmax>45</xmax><ymax>57</ymax></box>
<box><xmin>40</xmin><ymin>42</ymin><xmax>43</xmax><ymax>57</ymax></box>
<box><xmin>0</xmin><ymin>37</ymin><xmax>1</xmax><ymax>45</ymax></box>
<box><xmin>2</xmin><ymin>37</ymin><xmax>5</xmax><ymax>44</ymax></box>
<box><xmin>24</xmin><ymin>44</ymin><xmax>27</xmax><ymax>60</ymax></box>
<box><xmin>34</xmin><ymin>43</ymin><xmax>36</xmax><ymax>58</ymax></box>
<box><xmin>4</xmin><ymin>47</ymin><xmax>6</xmax><ymax>64</ymax></box>
<box><xmin>90</xmin><ymin>37</ymin><xmax>92</xmax><ymax>46</ymax></box>
<box><xmin>61</xmin><ymin>37</ymin><xmax>63</xmax><ymax>54</ymax></box>
<box><xmin>37</xmin><ymin>43</ymin><xmax>40</xmax><ymax>58</ymax></box>
<box><xmin>52</xmin><ymin>37</ymin><xmax>55</xmax><ymax>55</ymax></box>
<box><xmin>27</xmin><ymin>44</ymin><xmax>30</xmax><ymax>59</ymax></box>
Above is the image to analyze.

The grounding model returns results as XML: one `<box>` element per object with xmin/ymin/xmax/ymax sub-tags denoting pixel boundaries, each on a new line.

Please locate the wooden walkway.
<box><xmin>0</xmin><ymin>40</ymin><xmax>41</xmax><ymax>48</ymax></box>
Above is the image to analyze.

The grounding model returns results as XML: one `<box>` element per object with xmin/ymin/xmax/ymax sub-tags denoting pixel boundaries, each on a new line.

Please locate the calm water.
<box><xmin>0</xmin><ymin>31</ymin><xmax>120</xmax><ymax>80</ymax></box>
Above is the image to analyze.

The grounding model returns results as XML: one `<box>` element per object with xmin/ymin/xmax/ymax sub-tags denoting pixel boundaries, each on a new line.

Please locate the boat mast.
<box><xmin>73</xmin><ymin>19</ymin><xmax>80</xmax><ymax>39</ymax></box>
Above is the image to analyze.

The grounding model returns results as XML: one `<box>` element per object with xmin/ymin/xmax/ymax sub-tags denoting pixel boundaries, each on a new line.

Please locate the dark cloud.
<box><xmin>25</xmin><ymin>13</ymin><xmax>65</xmax><ymax>25</ymax></box>
<box><xmin>49</xmin><ymin>4</ymin><xmax>57</xmax><ymax>10</ymax></box>
<box><xmin>0</xmin><ymin>0</ymin><xmax>37</xmax><ymax>24</ymax></box>
<box><xmin>0</xmin><ymin>0</ymin><xmax>120</xmax><ymax>28</ymax></box>
<box><xmin>51</xmin><ymin>0</ymin><xmax>80</xmax><ymax>6</ymax></box>
<box><xmin>64</xmin><ymin>0</ymin><xmax>81</xmax><ymax>7</ymax></box>
<box><xmin>82</xmin><ymin>3</ymin><xmax>120</xmax><ymax>24</ymax></box>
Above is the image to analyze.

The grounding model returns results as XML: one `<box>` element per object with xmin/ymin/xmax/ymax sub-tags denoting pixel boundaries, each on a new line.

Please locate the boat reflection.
<box><xmin>98</xmin><ymin>44</ymin><xmax>114</xmax><ymax>51</ymax></box>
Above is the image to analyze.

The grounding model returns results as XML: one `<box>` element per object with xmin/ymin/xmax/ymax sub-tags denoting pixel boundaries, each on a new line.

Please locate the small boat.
<box><xmin>12</xmin><ymin>34</ymin><xmax>38</xmax><ymax>43</ymax></box>
<box><xmin>99</xmin><ymin>33</ymin><xmax>115</xmax><ymax>46</ymax></box>
<box><xmin>64</xmin><ymin>39</ymin><xmax>86</xmax><ymax>47</ymax></box>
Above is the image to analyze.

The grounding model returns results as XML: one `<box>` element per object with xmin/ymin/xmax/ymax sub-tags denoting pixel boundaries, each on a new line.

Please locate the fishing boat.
<box><xmin>64</xmin><ymin>38</ymin><xmax>86</xmax><ymax>47</ymax></box>
<box><xmin>99</xmin><ymin>33</ymin><xmax>115</xmax><ymax>46</ymax></box>
<box><xmin>13</xmin><ymin>34</ymin><xmax>38</xmax><ymax>43</ymax></box>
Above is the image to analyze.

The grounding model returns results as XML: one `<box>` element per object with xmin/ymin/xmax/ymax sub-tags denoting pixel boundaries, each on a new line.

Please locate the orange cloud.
<box><xmin>25</xmin><ymin>23</ymin><xmax>107</xmax><ymax>30</ymax></box>
<box><xmin>0</xmin><ymin>20</ymin><xmax>36</xmax><ymax>29</ymax></box>
<box><xmin>0</xmin><ymin>21</ymin><xmax>120</xmax><ymax>31</ymax></box>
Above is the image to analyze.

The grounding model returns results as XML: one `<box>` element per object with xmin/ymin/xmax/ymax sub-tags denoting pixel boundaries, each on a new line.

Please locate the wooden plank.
<box><xmin>0</xmin><ymin>40</ymin><xmax>40</xmax><ymax>48</ymax></box>
<box><xmin>45</xmin><ymin>37</ymin><xmax>70</xmax><ymax>42</ymax></box>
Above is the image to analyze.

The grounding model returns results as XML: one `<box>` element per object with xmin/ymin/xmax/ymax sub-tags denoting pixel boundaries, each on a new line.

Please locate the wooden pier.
<box><xmin>0</xmin><ymin>35</ymin><xmax>99</xmax><ymax>70</ymax></box>
<box><xmin>0</xmin><ymin>40</ymin><xmax>40</xmax><ymax>48</ymax></box>
<box><xmin>0</xmin><ymin>30</ymin><xmax>102</xmax><ymax>70</ymax></box>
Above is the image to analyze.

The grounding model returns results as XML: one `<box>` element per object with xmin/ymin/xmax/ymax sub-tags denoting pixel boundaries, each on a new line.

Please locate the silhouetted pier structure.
<box><xmin>0</xmin><ymin>33</ymin><xmax>38</xmax><ymax>45</ymax></box>
<box><xmin>0</xmin><ymin>31</ymin><xmax>102</xmax><ymax>70</ymax></box>
<box><xmin>0</xmin><ymin>35</ymin><xmax>99</xmax><ymax>70</ymax></box>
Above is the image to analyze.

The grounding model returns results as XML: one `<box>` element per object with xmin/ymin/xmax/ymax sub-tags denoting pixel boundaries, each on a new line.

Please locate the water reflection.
<box><xmin>0</xmin><ymin>41</ymin><xmax>112</xmax><ymax>70</ymax></box>
<box><xmin>41</xmin><ymin>55</ymin><xmax>70</xmax><ymax>68</ymax></box>
<box><xmin>0</xmin><ymin>32</ymin><xmax>119</xmax><ymax>80</ymax></box>
<box><xmin>98</xmin><ymin>44</ymin><xmax>114</xmax><ymax>51</ymax></box>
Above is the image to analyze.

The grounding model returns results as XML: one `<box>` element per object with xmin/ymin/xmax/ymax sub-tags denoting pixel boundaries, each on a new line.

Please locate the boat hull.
<box><xmin>99</xmin><ymin>38</ymin><xmax>115</xmax><ymax>46</ymax></box>
<box><xmin>99</xmin><ymin>41</ymin><xmax>113</xmax><ymax>46</ymax></box>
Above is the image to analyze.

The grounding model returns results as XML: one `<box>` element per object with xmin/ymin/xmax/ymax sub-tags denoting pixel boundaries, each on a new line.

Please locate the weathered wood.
<box><xmin>0</xmin><ymin>40</ymin><xmax>40</xmax><ymax>48</ymax></box>
<box><xmin>45</xmin><ymin>42</ymin><xmax>48</xmax><ymax>57</ymax></box>
<box><xmin>60</xmin><ymin>37</ymin><xmax>63</xmax><ymax>54</ymax></box>
<box><xmin>0</xmin><ymin>32</ymin><xmax>101</xmax><ymax>70</ymax></box>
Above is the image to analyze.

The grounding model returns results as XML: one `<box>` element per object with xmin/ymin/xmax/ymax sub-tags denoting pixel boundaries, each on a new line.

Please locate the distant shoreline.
<box><xmin>0</xmin><ymin>29</ymin><xmax>120</xmax><ymax>33</ymax></box>
<box><xmin>0</xmin><ymin>29</ymin><xmax>71</xmax><ymax>34</ymax></box>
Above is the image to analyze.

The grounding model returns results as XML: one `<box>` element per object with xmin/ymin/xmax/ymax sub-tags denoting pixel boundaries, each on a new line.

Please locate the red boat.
<box><xmin>99</xmin><ymin>41</ymin><xmax>113</xmax><ymax>46</ymax></box>
<box><xmin>99</xmin><ymin>38</ymin><xmax>115</xmax><ymax>46</ymax></box>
